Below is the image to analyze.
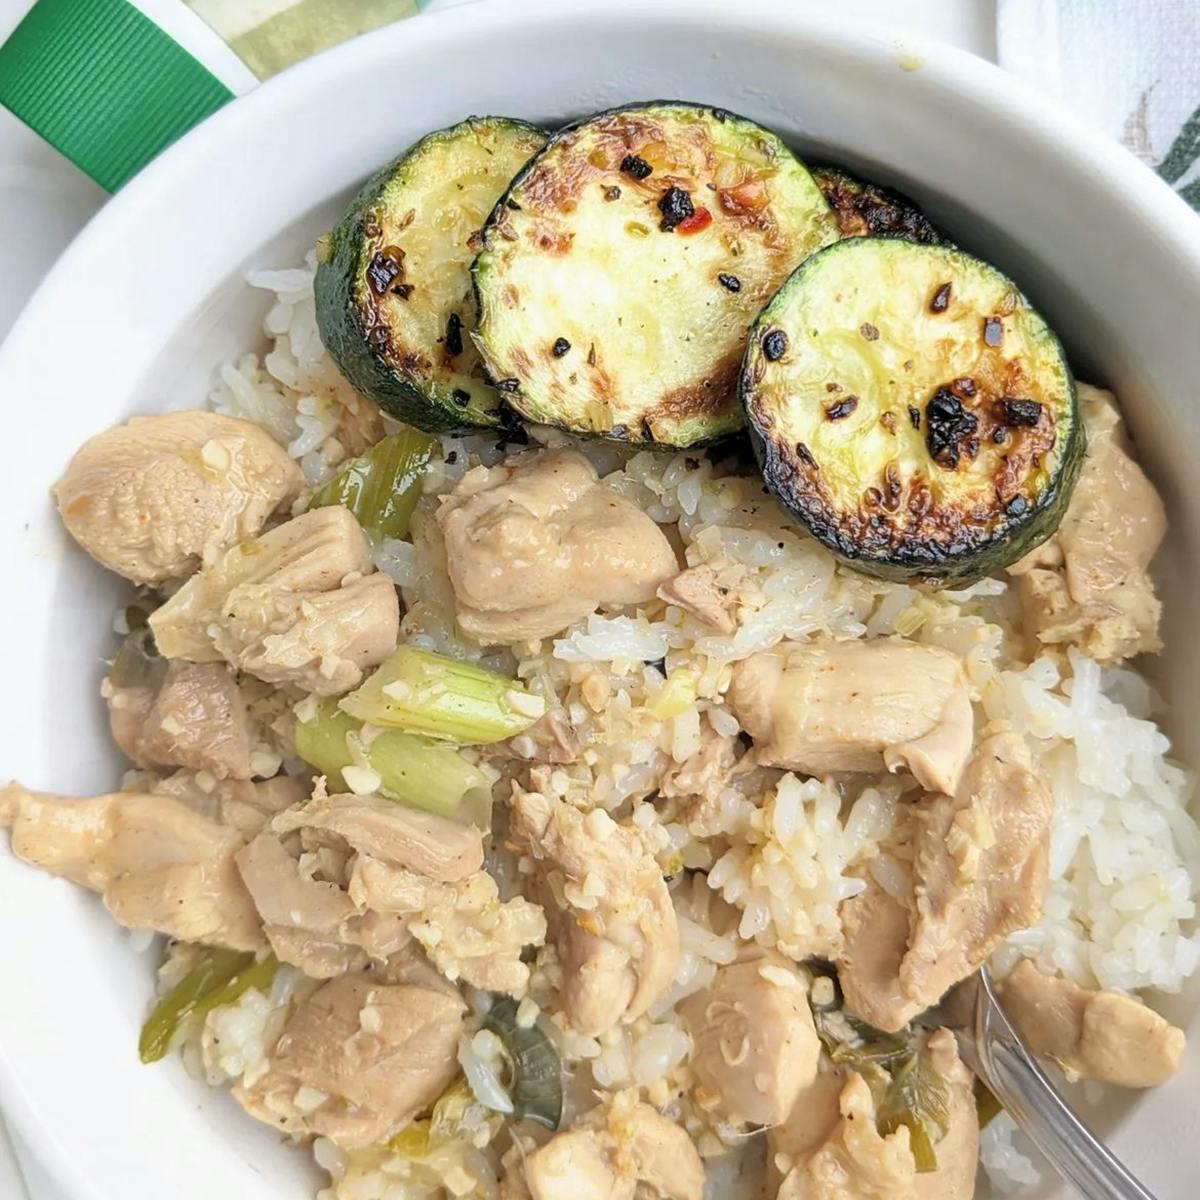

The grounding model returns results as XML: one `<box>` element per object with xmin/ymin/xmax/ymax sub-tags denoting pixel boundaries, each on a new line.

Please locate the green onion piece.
<box><xmin>138</xmin><ymin>949</ymin><xmax>279</xmax><ymax>1064</ymax></box>
<box><xmin>482</xmin><ymin>996</ymin><xmax>563</xmax><ymax>1130</ymax></box>
<box><xmin>974</xmin><ymin>1076</ymin><xmax>1003</xmax><ymax>1129</ymax></box>
<box><xmin>294</xmin><ymin>699</ymin><xmax>491</xmax><ymax>820</ymax></box>
<box><xmin>340</xmin><ymin>646</ymin><xmax>545</xmax><ymax>744</ymax></box>
<box><xmin>875</xmin><ymin>1050</ymin><xmax>950</xmax><ymax>1173</ymax></box>
<box><xmin>308</xmin><ymin>429</ymin><xmax>438</xmax><ymax>540</ymax></box>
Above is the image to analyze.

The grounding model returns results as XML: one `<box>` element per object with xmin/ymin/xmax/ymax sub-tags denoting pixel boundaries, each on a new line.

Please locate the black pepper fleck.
<box><xmin>452</xmin><ymin>389</ymin><xmax>471</xmax><ymax>407</ymax></box>
<box><xmin>552</xmin><ymin>337</ymin><xmax>571</xmax><ymax>358</ymax></box>
<box><xmin>506</xmin><ymin>198</ymin><xmax>521</xmax><ymax>211</ymax></box>
<box><xmin>587</xmin><ymin>343</ymin><xmax>597</xmax><ymax>366</ymax></box>
<box><xmin>795</xmin><ymin>442</ymin><xmax>818</xmax><ymax>469</ymax></box>
<box><xmin>826</xmin><ymin>395</ymin><xmax>859</xmax><ymax>420</ymax></box>
<box><xmin>445</xmin><ymin>312</ymin><xmax>463</xmax><ymax>357</ymax></box>
<box><xmin>993</xmin><ymin>427</ymin><xmax>1008</xmax><ymax>444</ymax></box>
<box><xmin>446</xmin><ymin>450</ymin><xmax>458</xmax><ymax>465</ymax></box>
<box><xmin>494</xmin><ymin>378</ymin><xmax>520</xmax><ymax>393</ymax></box>
<box><xmin>930</xmin><ymin>281</ymin><xmax>953</xmax><ymax>313</ymax></box>
<box><xmin>620</xmin><ymin>154</ymin><xmax>652</xmax><ymax>180</ymax></box>
<box><xmin>908</xmin><ymin>405</ymin><xmax>921</xmax><ymax>429</ymax></box>
<box><xmin>926</xmin><ymin>386</ymin><xmax>979</xmax><ymax>468</ymax></box>
<box><xmin>983</xmin><ymin>316</ymin><xmax>1004</xmax><ymax>347</ymax></box>
<box><xmin>391</xmin><ymin>283</ymin><xmax>413</xmax><ymax>300</ymax></box>
<box><xmin>712</xmin><ymin>107</ymin><xmax>730</xmax><ymax>122</ymax></box>
<box><xmin>717</xmin><ymin>273</ymin><xmax>742</xmax><ymax>292</ymax></box>
<box><xmin>657</xmin><ymin>186</ymin><xmax>695</xmax><ymax>231</ymax></box>
<box><xmin>604</xmin><ymin>185</ymin><xmax>622</xmax><ymax>201</ymax></box>
<box><xmin>859</xmin><ymin>322</ymin><xmax>880</xmax><ymax>341</ymax></box>
<box><xmin>762</xmin><ymin>329</ymin><xmax>789</xmax><ymax>361</ymax></box>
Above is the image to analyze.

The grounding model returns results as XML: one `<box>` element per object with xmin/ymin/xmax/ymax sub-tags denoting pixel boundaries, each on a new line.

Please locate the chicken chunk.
<box><xmin>274</xmin><ymin>792</ymin><xmax>484</xmax><ymax>882</ymax></box>
<box><xmin>235</xmin><ymin>832</ymin><xmax>409</xmax><ymax>978</ymax></box>
<box><xmin>682</xmin><ymin>952</ymin><xmax>820</xmax><ymax>1125</ymax></box>
<box><xmin>999</xmin><ymin>959</ymin><xmax>1185</xmax><ymax>1088</ymax></box>
<box><xmin>839</xmin><ymin>734</ymin><xmax>1052</xmax><ymax>1031</ymax></box>
<box><xmin>776</xmin><ymin>1073</ymin><xmax>917</xmax><ymax>1200</ymax></box>
<box><xmin>111</xmin><ymin>660</ymin><xmax>256</xmax><ymax>779</ymax></box>
<box><xmin>770</xmin><ymin>1066</ymin><xmax>848</xmax><ymax>1171</ymax></box>
<box><xmin>510</xmin><ymin>788</ymin><xmax>680</xmax><ymax>1036</ymax></box>
<box><xmin>661</xmin><ymin>729</ymin><xmax>738</xmax><ymax>835</ymax></box>
<box><xmin>235</xmin><ymin>971</ymin><xmax>464</xmax><ymax>1148</ymax></box>
<box><xmin>1009</xmin><ymin>384</ymin><xmax>1166</xmax><ymax>663</ymax></box>
<box><xmin>436</xmin><ymin>450</ymin><xmax>678</xmax><ymax>644</ymax></box>
<box><xmin>0</xmin><ymin>783</ymin><xmax>261</xmax><ymax>949</ymax></box>
<box><xmin>521</xmin><ymin>1093</ymin><xmax>703</xmax><ymax>1200</ymax></box>
<box><xmin>657</xmin><ymin>564</ymin><xmax>737</xmax><ymax>633</ymax></box>
<box><xmin>349</xmin><ymin>857</ymin><xmax>546</xmax><ymax>996</ymax></box>
<box><xmin>729</xmin><ymin>639</ymin><xmax>973</xmax><ymax>795</ymax></box>
<box><xmin>146</xmin><ymin>770</ymin><xmax>307</xmax><ymax>838</ymax></box>
<box><xmin>55</xmin><ymin>411</ymin><xmax>303</xmax><ymax>584</ymax></box>
<box><xmin>150</xmin><ymin>506</ymin><xmax>399</xmax><ymax>694</ymax></box>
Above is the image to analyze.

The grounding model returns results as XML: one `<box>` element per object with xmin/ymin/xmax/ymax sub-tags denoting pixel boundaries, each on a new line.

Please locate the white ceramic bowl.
<box><xmin>2</xmin><ymin>2</ymin><xmax>1198</xmax><ymax>1197</ymax></box>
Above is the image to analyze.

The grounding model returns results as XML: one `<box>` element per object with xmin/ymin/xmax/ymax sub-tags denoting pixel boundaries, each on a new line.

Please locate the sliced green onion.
<box><xmin>138</xmin><ymin>949</ymin><xmax>279</xmax><ymax>1064</ymax></box>
<box><xmin>295</xmin><ymin>699</ymin><xmax>491</xmax><ymax>820</ymax></box>
<box><xmin>308</xmin><ymin>429</ymin><xmax>437</xmax><ymax>540</ymax></box>
<box><xmin>875</xmin><ymin>1050</ymin><xmax>950</xmax><ymax>1173</ymax></box>
<box><xmin>482</xmin><ymin>996</ymin><xmax>563</xmax><ymax>1130</ymax></box>
<box><xmin>340</xmin><ymin>646</ymin><xmax>545</xmax><ymax>745</ymax></box>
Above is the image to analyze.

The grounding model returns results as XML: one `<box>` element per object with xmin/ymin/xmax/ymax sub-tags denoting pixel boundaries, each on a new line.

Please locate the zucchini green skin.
<box><xmin>315</xmin><ymin>117</ymin><xmax>547</xmax><ymax>433</ymax></box>
<box><xmin>741</xmin><ymin>238</ymin><xmax>1083</xmax><ymax>586</ymax></box>
<box><xmin>811</xmin><ymin>165</ymin><xmax>946</xmax><ymax>245</ymax></box>
<box><xmin>472</xmin><ymin>101</ymin><xmax>839</xmax><ymax>448</ymax></box>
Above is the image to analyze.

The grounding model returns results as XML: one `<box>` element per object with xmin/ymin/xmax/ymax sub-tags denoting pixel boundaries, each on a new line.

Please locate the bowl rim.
<box><xmin>2</xmin><ymin>1</ymin><xmax>1200</xmax><ymax>1196</ymax></box>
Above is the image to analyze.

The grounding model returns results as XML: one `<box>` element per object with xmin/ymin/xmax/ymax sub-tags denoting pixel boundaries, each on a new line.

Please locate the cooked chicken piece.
<box><xmin>770</xmin><ymin>1066</ymin><xmax>848</xmax><ymax>1168</ymax></box>
<box><xmin>150</xmin><ymin>506</ymin><xmax>399</xmax><ymax>694</ymax></box>
<box><xmin>839</xmin><ymin>734</ymin><xmax>1052</xmax><ymax>1031</ymax></box>
<box><xmin>350</xmin><ymin>857</ymin><xmax>546</xmax><ymax>996</ymax></box>
<box><xmin>776</xmin><ymin>1073</ymin><xmax>916</xmax><ymax>1200</ymax></box>
<box><xmin>729</xmin><ymin>639</ymin><xmax>973</xmax><ymax>795</ymax></box>
<box><xmin>682</xmin><ymin>952</ymin><xmax>820</xmax><ymax>1125</ymax></box>
<box><xmin>235</xmin><ymin>832</ymin><xmax>409</xmax><ymax>978</ymax></box>
<box><xmin>55</xmin><ymin>411</ymin><xmax>303</xmax><ymax>584</ymax></box>
<box><xmin>999</xmin><ymin>959</ymin><xmax>1185</xmax><ymax>1087</ymax></box>
<box><xmin>436</xmin><ymin>450</ymin><xmax>678</xmax><ymax>644</ymax></box>
<box><xmin>916</xmin><ymin>1030</ymin><xmax>979</xmax><ymax>1200</ymax></box>
<box><xmin>521</xmin><ymin>1093</ymin><xmax>703</xmax><ymax>1200</ymax></box>
<box><xmin>147</xmin><ymin>770</ymin><xmax>307</xmax><ymax>837</ymax></box>
<box><xmin>495</xmin><ymin>709</ymin><xmax>580</xmax><ymax>764</ymax></box>
<box><xmin>660</xmin><ymin>729</ymin><xmax>738</xmax><ymax>835</ymax></box>
<box><xmin>901</xmin><ymin>734</ymin><xmax>1052</xmax><ymax>1015</ymax></box>
<box><xmin>0</xmin><ymin>783</ymin><xmax>261</xmax><ymax>949</ymax></box>
<box><xmin>657</xmin><ymin>563</ymin><xmax>737</xmax><ymax>633</ymax></box>
<box><xmin>111</xmin><ymin>661</ymin><xmax>256</xmax><ymax>779</ymax></box>
<box><xmin>1009</xmin><ymin>384</ymin><xmax>1166</xmax><ymax>663</ymax></box>
<box><xmin>274</xmin><ymin>792</ymin><xmax>484</xmax><ymax>882</ymax></box>
<box><xmin>510</xmin><ymin>788</ymin><xmax>680</xmax><ymax>1036</ymax></box>
<box><xmin>235</xmin><ymin>971</ymin><xmax>464</xmax><ymax>1148</ymax></box>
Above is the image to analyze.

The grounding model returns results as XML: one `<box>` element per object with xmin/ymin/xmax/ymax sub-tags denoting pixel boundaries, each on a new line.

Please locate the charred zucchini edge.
<box><xmin>472</xmin><ymin>100</ymin><xmax>839</xmax><ymax>449</ymax></box>
<box><xmin>741</xmin><ymin>237</ymin><xmax>1083</xmax><ymax>586</ymax></box>
<box><xmin>811</xmin><ymin>164</ymin><xmax>946</xmax><ymax>245</ymax></box>
<box><xmin>316</xmin><ymin>116</ymin><xmax>547</xmax><ymax>433</ymax></box>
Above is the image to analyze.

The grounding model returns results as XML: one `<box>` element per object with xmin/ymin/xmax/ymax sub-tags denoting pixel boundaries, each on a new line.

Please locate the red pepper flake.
<box><xmin>983</xmin><ymin>316</ymin><xmax>1004</xmax><ymax>347</ymax></box>
<box><xmin>676</xmin><ymin>207</ymin><xmax>712</xmax><ymax>235</ymax></box>
<box><xmin>929</xmin><ymin>282</ymin><xmax>952</xmax><ymax>313</ymax></box>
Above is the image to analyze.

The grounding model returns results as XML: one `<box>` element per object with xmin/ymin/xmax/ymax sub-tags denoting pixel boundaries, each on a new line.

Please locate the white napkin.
<box><xmin>997</xmin><ymin>0</ymin><xmax>1200</xmax><ymax>207</ymax></box>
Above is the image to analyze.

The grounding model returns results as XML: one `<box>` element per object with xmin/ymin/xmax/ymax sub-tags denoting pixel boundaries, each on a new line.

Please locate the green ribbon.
<box><xmin>0</xmin><ymin>0</ymin><xmax>234</xmax><ymax>191</ymax></box>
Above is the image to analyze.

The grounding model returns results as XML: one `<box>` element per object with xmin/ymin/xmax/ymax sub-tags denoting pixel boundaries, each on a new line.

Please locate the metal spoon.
<box><xmin>922</xmin><ymin>966</ymin><xmax>1156</xmax><ymax>1200</ymax></box>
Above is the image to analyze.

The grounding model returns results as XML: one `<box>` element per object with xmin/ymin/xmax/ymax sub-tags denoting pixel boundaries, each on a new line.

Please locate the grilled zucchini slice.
<box><xmin>812</xmin><ymin>165</ymin><xmax>945</xmax><ymax>245</ymax></box>
<box><xmin>742</xmin><ymin>238</ymin><xmax>1082</xmax><ymax>585</ymax></box>
<box><xmin>472</xmin><ymin>102</ymin><xmax>838</xmax><ymax>447</ymax></box>
<box><xmin>316</xmin><ymin>117</ymin><xmax>547</xmax><ymax>432</ymax></box>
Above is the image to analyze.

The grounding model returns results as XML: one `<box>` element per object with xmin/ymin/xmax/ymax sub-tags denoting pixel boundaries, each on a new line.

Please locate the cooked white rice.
<box><xmin>196</xmin><ymin>255</ymin><xmax>1200</xmax><ymax>1199</ymax></box>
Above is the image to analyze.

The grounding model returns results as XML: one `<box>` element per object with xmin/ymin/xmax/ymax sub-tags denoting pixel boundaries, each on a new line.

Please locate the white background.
<box><xmin>0</xmin><ymin>2</ymin><xmax>997</xmax><ymax>1195</ymax></box>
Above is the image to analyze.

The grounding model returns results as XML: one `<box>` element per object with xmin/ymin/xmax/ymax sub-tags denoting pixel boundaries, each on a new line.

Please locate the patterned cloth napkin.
<box><xmin>997</xmin><ymin>0</ymin><xmax>1200</xmax><ymax>210</ymax></box>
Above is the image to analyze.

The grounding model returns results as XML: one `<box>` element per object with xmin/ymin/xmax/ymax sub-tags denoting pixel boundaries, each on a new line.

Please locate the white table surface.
<box><xmin>0</xmin><ymin>1</ymin><xmax>996</xmax><ymax>1195</ymax></box>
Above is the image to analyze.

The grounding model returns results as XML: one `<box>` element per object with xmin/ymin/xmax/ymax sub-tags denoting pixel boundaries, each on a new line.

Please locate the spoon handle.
<box><xmin>966</xmin><ymin>973</ymin><xmax>1156</xmax><ymax>1200</ymax></box>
